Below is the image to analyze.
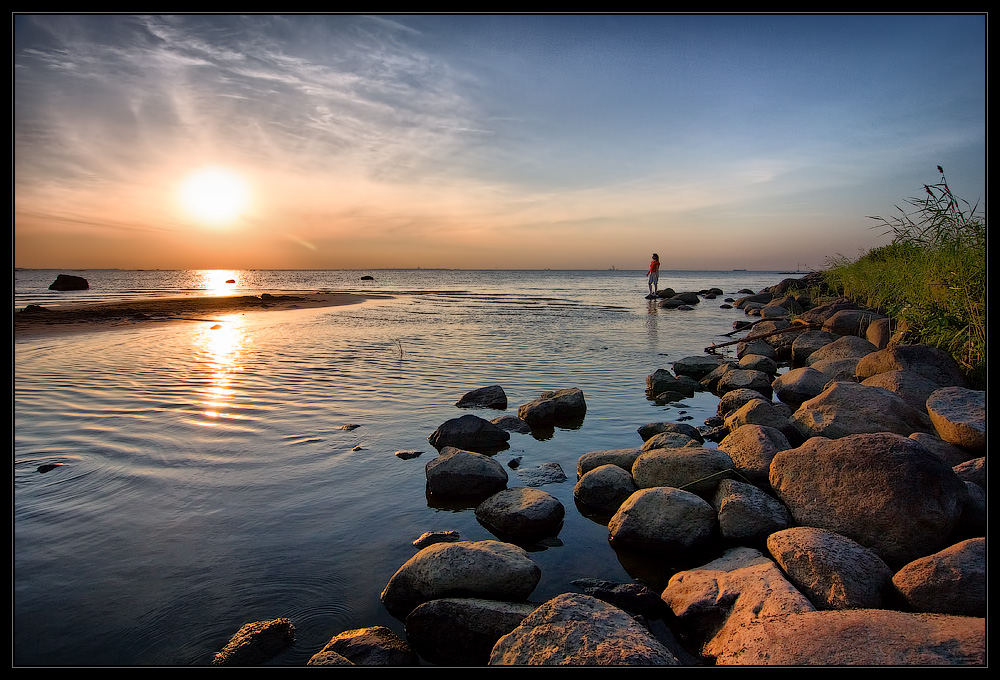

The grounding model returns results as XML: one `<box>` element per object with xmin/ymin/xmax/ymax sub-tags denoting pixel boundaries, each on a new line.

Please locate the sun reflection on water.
<box><xmin>194</xmin><ymin>314</ymin><xmax>249</xmax><ymax>424</ymax></box>
<box><xmin>198</xmin><ymin>270</ymin><xmax>242</xmax><ymax>296</ymax></box>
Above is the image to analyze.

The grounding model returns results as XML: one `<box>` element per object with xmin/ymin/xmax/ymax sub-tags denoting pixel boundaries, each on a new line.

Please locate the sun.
<box><xmin>178</xmin><ymin>166</ymin><xmax>251</xmax><ymax>226</ymax></box>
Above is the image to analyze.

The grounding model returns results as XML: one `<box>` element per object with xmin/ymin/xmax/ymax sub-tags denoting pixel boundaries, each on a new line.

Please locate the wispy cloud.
<box><xmin>14</xmin><ymin>14</ymin><xmax>985</xmax><ymax>269</ymax></box>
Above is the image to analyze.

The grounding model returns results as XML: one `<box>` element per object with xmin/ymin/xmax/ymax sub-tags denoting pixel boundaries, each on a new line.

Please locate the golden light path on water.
<box><xmin>199</xmin><ymin>269</ymin><xmax>242</xmax><ymax>296</ymax></box>
<box><xmin>193</xmin><ymin>313</ymin><xmax>250</xmax><ymax>425</ymax></box>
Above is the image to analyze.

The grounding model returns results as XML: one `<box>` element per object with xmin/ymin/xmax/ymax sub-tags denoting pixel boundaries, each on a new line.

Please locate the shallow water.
<box><xmin>14</xmin><ymin>269</ymin><xmax>787</xmax><ymax>665</ymax></box>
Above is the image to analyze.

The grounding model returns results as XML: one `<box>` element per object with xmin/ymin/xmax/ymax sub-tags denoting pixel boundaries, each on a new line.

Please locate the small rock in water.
<box><xmin>339</xmin><ymin>424</ymin><xmax>361</xmax><ymax>431</ymax></box>
<box><xmin>212</xmin><ymin>618</ymin><xmax>295</xmax><ymax>666</ymax></box>
<box><xmin>508</xmin><ymin>456</ymin><xmax>523</xmax><ymax>469</ymax></box>
<box><xmin>37</xmin><ymin>463</ymin><xmax>62</xmax><ymax>473</ymax></box>
<box><xmin>395</xmin><ymin>450</ymin><xmax>423</xmax><ymax>460</ymax></box>
<box><xmin>351</xmin><ymin>445</ymin><xmax>365</xmax><ymax>451</ymax></box>
<box><xmin>514</xmin><ymin>462</ymin><xmax>568</xmax><ymax>487</ymax></box>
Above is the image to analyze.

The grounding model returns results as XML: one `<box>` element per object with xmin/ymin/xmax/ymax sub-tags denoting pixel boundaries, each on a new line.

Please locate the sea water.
<box><xmin>14</xmin><ymin>269</ymin><xmax>788</xmax><ymax>665</ymax></box>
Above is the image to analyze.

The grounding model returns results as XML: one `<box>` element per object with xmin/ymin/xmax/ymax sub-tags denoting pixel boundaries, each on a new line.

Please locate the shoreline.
<box><xmin>13</xmin><ymin>291</ymin><xmax>391</xmax><ymax>339</ymax></box>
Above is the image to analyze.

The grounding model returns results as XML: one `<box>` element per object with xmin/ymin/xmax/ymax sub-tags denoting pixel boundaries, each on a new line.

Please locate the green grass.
<box><xmin>823</xmin><ymin>168</ymin><xmax>985</xmax><ymax>388</ymax></box>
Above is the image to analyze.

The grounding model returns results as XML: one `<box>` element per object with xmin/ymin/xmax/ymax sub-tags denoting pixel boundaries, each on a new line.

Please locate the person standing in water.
<box><xmin>646</xmin><ymin>253</ymin><xmax>660</xmax><ymax>298</ymax></box>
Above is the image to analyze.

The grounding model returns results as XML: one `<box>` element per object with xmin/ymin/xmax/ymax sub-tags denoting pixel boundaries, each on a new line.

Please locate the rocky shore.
<box><xmin>213</xmin><ymin>273</ymin><xmax>986</xmax><ymax>666</ymax></box>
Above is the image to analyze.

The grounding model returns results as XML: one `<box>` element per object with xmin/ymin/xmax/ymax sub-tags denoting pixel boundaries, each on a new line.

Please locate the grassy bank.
<box><xmin>823</xmin><ymin>168</ymin><xmax>985</xmax><ymax>388</ymax></box>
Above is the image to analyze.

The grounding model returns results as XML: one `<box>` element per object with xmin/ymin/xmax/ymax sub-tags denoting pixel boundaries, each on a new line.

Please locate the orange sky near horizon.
<box><xmin>14</xmin><ymin>15</ymin><xmax>986</xmax><ymax>272</ymax></box>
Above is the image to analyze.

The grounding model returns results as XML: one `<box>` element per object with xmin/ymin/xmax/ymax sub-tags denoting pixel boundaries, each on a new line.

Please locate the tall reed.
<box><xmin>824</xmin><ymin>168</ymin><xmax>985</xmax><ymax>387</ymax></box>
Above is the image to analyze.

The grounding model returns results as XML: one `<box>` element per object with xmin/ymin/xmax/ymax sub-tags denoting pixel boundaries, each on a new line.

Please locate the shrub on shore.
<box><xmin>823</xmin><ymin>168</ymin><xmax>985</xmax><ymax>388</ymax></box>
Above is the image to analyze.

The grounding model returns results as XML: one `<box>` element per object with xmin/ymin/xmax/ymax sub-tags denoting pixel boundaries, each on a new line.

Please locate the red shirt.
<box><xmin>648</xmin><ymin>260</ymin><xmax>660</xmax><ymax>275</ymax></box>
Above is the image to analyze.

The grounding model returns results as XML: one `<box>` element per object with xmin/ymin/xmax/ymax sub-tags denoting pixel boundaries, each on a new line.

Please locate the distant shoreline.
<box><xmin>13</xmin><ymin>291</ymin><xmax>389</xmax><ymax>339</ymax></box>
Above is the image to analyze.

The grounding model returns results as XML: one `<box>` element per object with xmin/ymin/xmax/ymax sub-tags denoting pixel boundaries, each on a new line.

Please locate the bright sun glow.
<box><xmin>178</xmin><ymin>167</ymin><xmax>251</xmax><ymax>226</ymax></box>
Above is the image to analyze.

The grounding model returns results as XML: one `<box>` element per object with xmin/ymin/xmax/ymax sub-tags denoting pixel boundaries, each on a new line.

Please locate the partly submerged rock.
<box><xmin>380</xmin><ymin>540</ymin><xmax>541</xmax><ymax>620</ymax></box>
<box><xmin>456</xmin><ymin>385</ymin><xmax>508</xmax><ymax>410</ymax></box>
<box><xmin>516</xmin><ymin>388</ymin><xmax>587</xmax><ymax>429</ymax></box>
<box><xmin>428</xmin><ymin>414</ymin><xmax>510</xmax><ymax>452</ymax></box>
<box><xmin>48</xmin><ymin>274</ymin><xmax>89</xmax><ymax>291</ymax></box>
<box><xmin>212</xmin><ymin>618</ymin><xmax>295</xmax><ymax>666</ymax></box>
<box><xmin>425</xmin><ymin>447</ymin><xmax>508</xmax><ymax>498</ymax></box>
<box><xmin>307</xmin><ymin>626</ymin><xmax>417</xmax><ymax>666</ymax></box>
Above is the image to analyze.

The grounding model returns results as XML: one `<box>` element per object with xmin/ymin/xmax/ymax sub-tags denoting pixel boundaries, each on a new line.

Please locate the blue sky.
<box><xmin>14</xmin><ymin>14</ymin><xmax>986</xmax><ymax>270</ymax></box>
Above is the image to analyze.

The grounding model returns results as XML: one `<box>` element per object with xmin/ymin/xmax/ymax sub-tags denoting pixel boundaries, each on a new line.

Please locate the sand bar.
<box><xmin>14</xmin><ymin>291</ymin><xmax>389</xmax><ymax>339</ymax></box>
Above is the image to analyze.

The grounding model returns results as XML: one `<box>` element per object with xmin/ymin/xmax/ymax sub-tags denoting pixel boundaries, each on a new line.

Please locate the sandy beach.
<box><xmin>14</xmin><ymin>291</ymin><xmax>387</xmax><ymax>339</ymax></box>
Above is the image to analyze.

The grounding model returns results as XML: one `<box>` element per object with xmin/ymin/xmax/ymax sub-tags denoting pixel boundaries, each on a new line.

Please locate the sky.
<box><xmin>14</xmin><ymin>14</ymin><xmax>987</xmax><ymax>271</ymax></box>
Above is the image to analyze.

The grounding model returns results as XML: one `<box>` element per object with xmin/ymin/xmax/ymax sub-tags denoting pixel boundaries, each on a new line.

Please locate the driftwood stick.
<box><xmin>705</xmin><ymin>322</ymin><xmax>821</xmax><ymax>354</ymax></box>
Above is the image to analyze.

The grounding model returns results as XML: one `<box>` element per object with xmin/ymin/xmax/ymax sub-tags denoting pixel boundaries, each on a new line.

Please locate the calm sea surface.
<box><xmin>14</xmin><ymin>268</ymin><xmax>789</xmax><ymax>666</ymax></box>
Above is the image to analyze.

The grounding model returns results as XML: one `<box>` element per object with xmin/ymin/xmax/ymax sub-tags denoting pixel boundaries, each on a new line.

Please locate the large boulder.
<box><xmin>573</xmin><ymin>464</ymin><xmax>637</xmax><ymax>516</ymax></box>
<box><xmin>722</xmin><ymin>400</ymin><xmax>796</xmax><ymax>445</ymax></box>
<box><xmin>404</xmin><ymin>598</ymin><xmax>537</xmax><ymax>666</ymax></box>
<box><xmin>790</xmin><ymin>329</ymin><xmax>840</xmax><ymax>365</ymax></box>
<box><xmin>475</xmin><ymin>487</ymin><xmax>564</xmax><ymax>542</ymax></box>
<box><xmin>631</xmin><ymin>447</ymin><xmax>737</xmax><ymax>496</ymax></box>
<box><xmin>576</xmin><ymin>448</ymin><xmax>642</xmax><ymax>477</ymax></box>
<box><xmin>428</xmin><ymin>414</ymin><xmax>510</xmax><ymax>452</ymax></box>
<box><xmin>516</xmin><ymin>388</ymin><xmax>587</xmax><ymax>428</ymax></box>
<box><xmin>808</xmin><ymin>357</ymin><xmax>863</xmax><ymax>382</ymax></box>
<box><xmin>737</xmin><ymin>353</ymin><xmax>778</xmax><ymax>375</ymax></box>
<box><xmin>796</xmin><ymin>298</ymin><xmax>862</xmax><ymax>326</ymax></box>
<box><xmin>711</xmin><ymin>609</ymin><xmax>985</xmax><ymax>665</ymax></box>
<box><xmin>789</xmin><ymin>381</ymin><xmax>932</xmax><ymax>440</ymax></box>
<box><xmin>892</xmin><ymin>537</ymin><xmax>986</xmax><ymax>617</ymax></box>
<box><xmin>699</xmin><ymin>362</ymin><xmax>738</xmax><ymax>392</ymax></box>
<box><xmin>489</xmin><ymin>593</ymin><xmax>679</xmax><ymax>665</ymax></box>
<box><xmin>860</xmin><ymin>369</ymin><xmax>951</xmax><ymax>412</ymax></box>
<box><xmin>855</xmin><ymin>344</ymin><xmax>968</xmax><ymax>389</ymax></box>
<box><xmin>952</xmin><ymin>456</ymin><xmax>985</xmax><ymax>488</ymax></box>
<box><xmin>608</xmin><ymin>487</ymin><xmax>716</xmax><ymax>556</ymax></box>
<box><xmin>380</xmin><ymin>540</ymin><xmax>541</xmax><ymax>620</ymax></box>
<box><xmin>717</xmin><ymin>424</ymin><xmax>791</xmax><ymax>485</ymax></box>
<box><xmin>805</xmin><ymin>335</ymin><xmax>878</xmax><ymax>366</ymax></box>
<box><xmin>865</xmin><ymin>316</ymin><xmax>894</xmax><ymax>349</ymax></box>
<box><xmin>925</xmin><ymin>386</ymin><xmax>986</xmax><ymax>454</ymax></box>
<box><xmin>712</xmin><ymin>478</ymin><xmax>792</xmax><ymax>545</ymax></box>
<box><xmin>736</xmin><ymin>339</ymin><xmax>776</xmax><ymax>360</ymax></box>
<box><xmin>307</xmin><ymin>626</ymin><xmax>418</xmax><ymax>666</ymax></box>
<box><xmin>425</xmin><ymin>447</ymin><xmax>508</xmax><ymax>498</ymax></box>
<box><xmin>909</xmin><ymin>432</ymin><xmax>976</xmax><ymax>467</ymax></box>
<box><xmin>48</xmin><ymin>273</ymin><xmax>89</xmax><ymax>291</ymax></box>
<box><xmin>715</xmin><ymin>369</ymin><xmax>773</xmax><ymax>400</ymax></box>
<box><xmin>772</xmin><ymin>366</ymin><xmax>830</xmax><ymax>409</ymax></box>
<box><xmin>766</xmin><ymin>527</ymin><xmax>893</xmax><ymax>610</ymax></box>
<box><xmin>716</xmin><ymin>389</ymin><xmax>769</xmax><ymax>419</ymax></box>
<box><xmin>821</xmin><ymin>308</ymin><xmax>887</xmax><ymax>338</ymax></box>
<box><xmin>661</xmin><ymin>547</ymin><xmax>815</xmax><ymax>663</ymax></box>
<box><xmin>769</xmin><ymin>433</ymin><xmax>968</xmax><ymax>566</ymax></box>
